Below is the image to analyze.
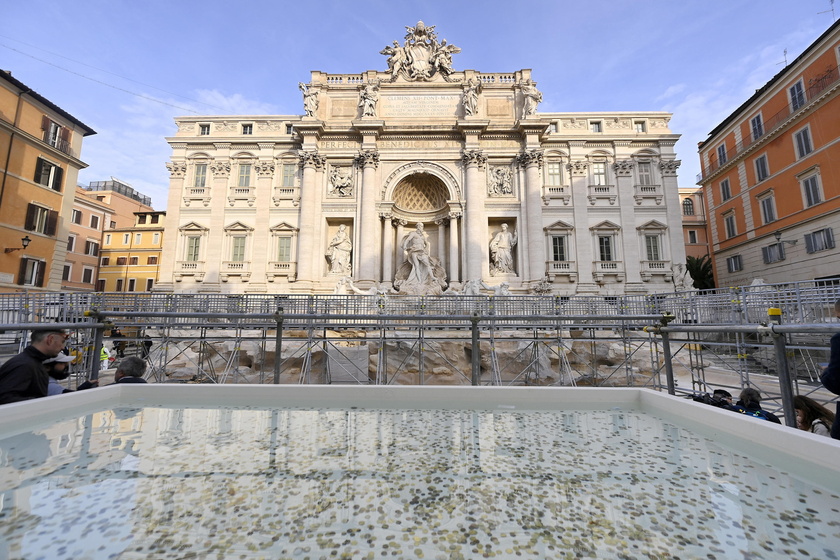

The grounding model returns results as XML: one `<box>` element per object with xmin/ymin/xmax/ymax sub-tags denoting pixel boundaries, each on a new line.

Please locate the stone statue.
<box><xmin>380</xmin><ymin>40</ymin><xmax>408</xmax><ymax>81</ymax></box>
<box><xmin>333</xmin><ymin>276</ymin><xmax>351</xmax><ymax>295</ymax></box>
<box><xmin>359</xmin><ymin>82</ymin><xmax>379</xmax><ymax>117</ymax></box>
<box><xmin>521</xmin><ymin>80</ymin><xmax>542</xmax><ymax>118</ymax></box>
<box><xmin>431</xmin><ymin>39</ymin><xmax>460</xmax><ymax>78</ymax></box>
<box><xmin>394</xmin><ymin>222</ymin><xmax>447</xmax><ymax>295</ymax></box>
<box><xmin>299</xmin><ymin>82</ymin><xmax>319</xmax><ymax>117</ymax></box>
<box><xmin>348</xmin><ymin>279</ymin><xmax>389</xmax><ymax>296</ymax></box>
<box><xmin>328</xmin><ymin>167</ymin><xmax>353</xmax><ymax>197</ymax></box>
<box><xmin>489</xmin><ymin>224</ymin><xmax>518</xmax><ymax>275</ymax></box>
<box><xmin>531</xmin><ymin>276</ymin><xmax>553</xmax><ymax>295</ymax></box>
<box><xmin>402</xmin><ymin>222</ymin><xmax>433</xmax><ymax>285</ymax></box>
<box><xmin>326</xmin><ymin>224</ymin><xmax>352</xmax><ymax>274</ymax></box>
<box><xmin>462</xmin><ymin>78</ymin><xmax>481</xmax><ymax>116</ymax></box>
<box><xmin>460</xmin><ymin>279</ymin><xmax>483</xmax><ymax>296</ymax></box>
<box><xmin>481</xmin><ymin>281</ymin><xmax>512</xmax><ymax>296</ymax></box>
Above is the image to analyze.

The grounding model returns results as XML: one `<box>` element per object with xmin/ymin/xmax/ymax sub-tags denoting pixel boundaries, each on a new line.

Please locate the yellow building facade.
<box><xmin>98</xmin><ymin>210</ymin><xmax>165</xmax><ymax>292</ymax></box>
<box><xmin>0</xmin><ymin>70</ymin><xmax>95</xmax><ymax>292</ymax></box>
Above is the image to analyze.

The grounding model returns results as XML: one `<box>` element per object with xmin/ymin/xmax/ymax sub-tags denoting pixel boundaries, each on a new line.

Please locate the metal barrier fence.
<box><xmin>1</xmin><ymin>281</ymin><xmax>839</xmax><ymax>431</ymax></box>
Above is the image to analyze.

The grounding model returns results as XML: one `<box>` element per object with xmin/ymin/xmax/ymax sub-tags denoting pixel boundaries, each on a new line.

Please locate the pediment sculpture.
<box><xmin>380</xmin><ymin>21</ymin><xmax>461</xmax><ymax>82</ymax></box>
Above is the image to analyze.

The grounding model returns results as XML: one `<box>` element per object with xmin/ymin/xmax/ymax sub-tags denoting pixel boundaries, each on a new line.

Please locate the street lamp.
<box><xmin>4</xmin><ymin>235</ymin><xmax>31</xmax><ymax>253</ymax></box>
<box><xmin>773</xmin><ymin>230</ymin><xmax>798</xmax><ymax>246</ymax></box>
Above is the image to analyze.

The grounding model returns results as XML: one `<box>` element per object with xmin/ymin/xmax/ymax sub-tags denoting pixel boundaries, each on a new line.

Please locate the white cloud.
<box><xmin>655</xmin><ymin>84</ymin><xmax>687</xmax><ymax>102</ymax></box>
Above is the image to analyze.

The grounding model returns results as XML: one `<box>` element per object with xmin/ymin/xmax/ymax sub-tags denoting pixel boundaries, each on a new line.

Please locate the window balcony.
<box><xmin>267</xmin><ymin>261</ymin><xmax>297</xmax><ymax>282</ymax></box>
<box><xmin>272</xmin><ymin>186</ymin><xmax>300</xmax><ymax>207</ymax></box>
<box><xmin>175</xmin><ymin>261</ymin><xmax>205</xmax><ymax>282</ymax></box>
<box><xmin>546</xmin><ymin>260</ymin><xmax>577</xmax><ymax>282</ymax></box>
<box><xmin>43</xmin><ymin>131</ymin><xmax>76</xmax><ymax>158</ymax></box>
<box><xmin>587</xmin><ymin>184</ymin><xmax>616</xmax><ymax>205</ymax></box>
<box><xmin>221</xmin><ymin>261</ymin><xmax>251</xmax><ymax>282</ymax></box>
<box><xmin>228</xmin><ymin>187</ymin><xmax>256</xmax><ymax>207</ymax></box>
<box><xmin>592</xmin><ymin>261</ymin><xmax>625</xmax><ymax>283</ymax></box>
<box><xmin>183</xmin><ymin>187</ymin><xmax>211</xmax><ymax>207</ymax></box>
<box><xmin>633</xmin><ymin>184</ymin><xmax>663</xmax><ymax>205</ymax></box>
<box><xmin>640</xmin><ymin>260</ymin><xmax>670</xmax><ymax>282</ymax></box>
<box><xmin>543</xmin><ymin>185</ymin><xmax>571</xmax><ymax>205</ymax></box>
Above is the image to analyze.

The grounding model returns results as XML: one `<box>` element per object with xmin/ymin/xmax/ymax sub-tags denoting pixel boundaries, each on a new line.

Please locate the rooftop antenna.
<box><xmin>777</xmin><ymin>48</ymin><xmax>788</xmax><ymax>67</ymax></box>
<box><xmin>819</xmin><ymin>0</ymin><xmax>836</xmax><ymax>22</ymax></box>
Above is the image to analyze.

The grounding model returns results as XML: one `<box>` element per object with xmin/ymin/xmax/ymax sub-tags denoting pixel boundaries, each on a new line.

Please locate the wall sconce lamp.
<box><xmin>773</xmin><ymin>230</ymin><xmax>798</xmax><ymax>246</ymax></box>
<box><xmin>4</xmin><ymin>235</ymin><xmax>31</xmax><ymax>253</ymax></box>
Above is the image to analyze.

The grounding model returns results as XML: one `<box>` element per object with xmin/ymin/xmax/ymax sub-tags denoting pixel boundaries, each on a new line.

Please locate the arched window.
<box><xmin>682</xmin><ymin>198</ymin><xmax>695</xmax><ymax>216</ymax></box>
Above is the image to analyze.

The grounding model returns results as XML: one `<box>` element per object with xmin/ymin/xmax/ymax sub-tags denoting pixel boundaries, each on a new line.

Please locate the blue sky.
<box><xmin>3</xmin><ymin>0</ymin><xmax>836</xmax><ymax>209</ymax></box>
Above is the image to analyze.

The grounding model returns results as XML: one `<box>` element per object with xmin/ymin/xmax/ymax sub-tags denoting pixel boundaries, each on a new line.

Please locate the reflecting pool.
<box><xmin>1</xmin><ymin>405</ymin><xmax>839</xmax><ymax>559</ymax></box>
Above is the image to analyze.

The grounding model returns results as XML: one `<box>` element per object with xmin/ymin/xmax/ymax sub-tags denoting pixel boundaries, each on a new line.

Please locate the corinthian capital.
<box><xmin>166</xmin><ymin>162</ymin><xmax>187</xmax><ymax>178</ymax></box>
<box><xmin>566</xmin><ymin>160</ymin><xmax>589</xmax><ymax>176</ymax></box>
<box><xmin>299</xmin><ymin>151</ymin><xmax>327</xmax><ymax>170</ymax></box>
<box><xmin>461</xmin><ymin>149</ymin><xmax>487</xmax><ymax>169</ymax></box>
<box><xmin>210</xmin><ymin>160</ymin><xmax>231</xmax><ymax>178</ymax></box>
<box><xmin>613</xmin><ymin>160</ymin><xmax>634</xmax><ymax>177</ymax></box>
<box><xmin>256</xmin><ymin>161</ymin><xmax>275</xmax><ymax>177</ymax></box>
<box><xmin>516</xmin><ymin>149</ymin><xmax>544</xmax><ymax>168</ymax></box>
<box><xmin>354</xmin><ymin>149</ymin><xmax>380</xmax><ymax>169</ymax></box>
<box><xmin>659</xmin><ymin>159</ymin><xmax>681</xmax><ymax>176</ymax></box>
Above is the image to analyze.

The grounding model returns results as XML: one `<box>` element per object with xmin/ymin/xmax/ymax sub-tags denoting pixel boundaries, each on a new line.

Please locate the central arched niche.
<box><xmin>392</xmin><ymin>172</ymin><xmax>449</xmax><ymax>214</ymax></box>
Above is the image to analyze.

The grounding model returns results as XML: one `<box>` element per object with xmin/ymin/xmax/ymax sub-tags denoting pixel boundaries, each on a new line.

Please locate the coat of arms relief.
<box><xmin>380</xmin><ymin>21</ymin><xmax>462</xmax><ymax>82</ymax></box>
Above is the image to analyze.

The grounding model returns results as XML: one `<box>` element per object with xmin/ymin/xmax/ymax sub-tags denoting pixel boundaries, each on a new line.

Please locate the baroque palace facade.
<box><xmin>157</xmin><ymin>22</ymin><xmax>684</xmax><ymax>295</ymax></box>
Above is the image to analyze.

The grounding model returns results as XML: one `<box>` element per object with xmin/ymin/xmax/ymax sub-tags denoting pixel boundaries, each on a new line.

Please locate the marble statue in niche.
<box><xmin>489</xmin><ymin>223</ymin><xmax>518</xmax><ymax>276</ymax></box>
<box><xmin>394</xmin><ymin>222</ymin><xmax>447</xmax><ymax>295</ymax></box>
<box><xmin>326</xmin><ymin>224</ymin><xmax>352</xmax><ymax>274</ymax></box>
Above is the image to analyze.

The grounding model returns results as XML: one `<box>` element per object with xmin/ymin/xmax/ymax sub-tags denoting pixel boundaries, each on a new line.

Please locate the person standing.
<box><xmin>141</xmin><ymin>335</ymin><xmax>153</xmax><ymax>360</ymax></box>
<box><xmin>820</xmin><ymin>299</ymin><xmax>840</xmax><ymax>438</ymax></box>
<box><xmin>0</xmin><ymin>328</ymin><xmax>67</xmax><ymax>405</ymax></box>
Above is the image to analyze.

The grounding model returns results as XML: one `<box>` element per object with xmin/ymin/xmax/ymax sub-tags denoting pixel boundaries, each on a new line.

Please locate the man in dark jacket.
<box><xmin>820</xmin><ymin>299</ymin><xmax>840</xmax><ymax>438</ymax></box>
<box><xmin>0</xmin><ymin>328</ymin><xmax>67</xmax><ymax>405</ymax></box>
<box><xmin>724</xmin><ymin>387</ymin><xmax>782</xmax><ymax>423</ymax></box>
<box><xmin>113</xmin><ymin>356</ymin><xmax>147</xmax><ymax>384</ymax></box>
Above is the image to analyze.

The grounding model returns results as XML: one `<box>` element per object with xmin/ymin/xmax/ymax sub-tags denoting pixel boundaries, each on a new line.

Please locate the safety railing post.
<box><xmin>659</xmin><ymin>313</ymin><xmax>676</xmax><ymax>395</ymax></box>
<box><xmin>273</xmin><ymin>307</ymin><xmax>284</xmax><ymax>385</ymax></box>
<box><xmin>768</xmin><ymin>307</ymin><xmax>797</xmax><ymax>428</ymax></box>
<box><xmin>471</xmin><ymin>312</ymin><xmax>481</xmax><ymax>386</ymax></box>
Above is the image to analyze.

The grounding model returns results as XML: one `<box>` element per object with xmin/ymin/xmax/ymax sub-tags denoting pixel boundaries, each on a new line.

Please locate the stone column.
<box><xmin>568</xmin><ymin>160</ymin><xmax>596</xmax><ymax>292</ymax></box>
<box><xmin>462</xmin><ymin>150</ymin><xmax>487</xmax><ymax>281</ymax></box>
<box><xmin>381</xmin><ymin>213</ymin><xmax>394</xmax><ymax>284</ymax></box>
<box><xmin>355</xmin><ymin>150</ymin><xmax>380</xmax><ymax>284</ymax></box>
<box><xmin>448</xmin><ymin>211</ymin><xmax>461</xmax><ymax>284</ymax></box>
<box><xmin>395</xmin><ymin>220</ymin><xmax>406</xmax><ymax>271</ymax></box>
<box><xmin>297</xmin><ymin>152</ymin><xmax>325</xmax><ymax>283</ymax></box>
<box><xmin>518</xmin><ymin>149</ymin><xmax>545</xmax><ymax>282</ymax></box>
<box><xmin>435</xmin><ymin>219</ymin><xmax>447</xmax><ymax>273</ymax></box>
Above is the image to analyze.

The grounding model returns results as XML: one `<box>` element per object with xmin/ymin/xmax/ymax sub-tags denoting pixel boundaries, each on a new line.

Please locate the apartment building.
<box><xmin>697</xmin><ymin>20</ymin><xmax>840</xmax><ymax>287</ymax></box>
<box><xmin>62</xmin><ymin>186</ymin><xmax>110</xmax><ymax>291</ymax></box>
<box><xmin>98</xmin><ymin>210</ymin><xmax>165</xmax><ymax>292</ymax></box>
<box><xmin>0</xmin><ymin>70</ymin><xmax>95</xmax><ymax>292</ymax></box>
<box><xmin>678</xmin><ymin>187</ymin><xmax>710</xmax><ymax>260</ymax></box>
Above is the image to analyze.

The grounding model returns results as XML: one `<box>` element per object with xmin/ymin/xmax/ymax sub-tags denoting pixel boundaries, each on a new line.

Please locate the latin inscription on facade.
<box><xmin>382</xmin><ymin>94</ymin><xmax>460</xmax><ymax>118</ymax></box>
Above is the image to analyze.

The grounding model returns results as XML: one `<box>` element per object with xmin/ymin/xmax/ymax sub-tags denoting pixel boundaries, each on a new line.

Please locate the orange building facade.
<box><xmin>698</xmin><ymin>20</ymin><xmax>840</xmax><ymax>287</ymax></box>
<box><xmin>678</xmin><ymin>187</ymin><xmax>710</xmax><ymax>260</ymax></box>
<box><xmin>0</xmin><ymin>71</ymin><xmax>95</xmax><ymax>292</ymax></box>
